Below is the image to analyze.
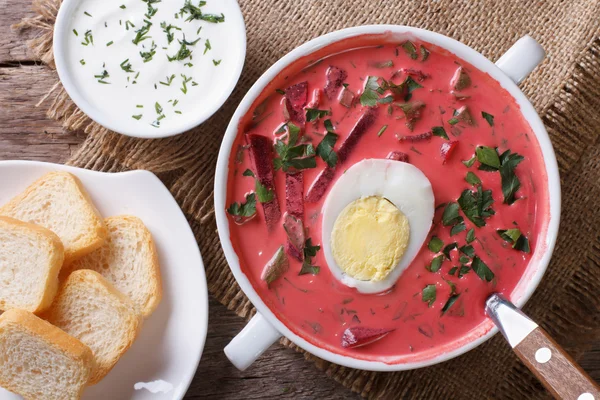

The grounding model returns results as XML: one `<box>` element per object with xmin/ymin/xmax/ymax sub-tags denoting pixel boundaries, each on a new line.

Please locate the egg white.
<box><xmin>322</xmin><ymin>159</ymin><xmax>435</xmax><ymax>294</ymax></box>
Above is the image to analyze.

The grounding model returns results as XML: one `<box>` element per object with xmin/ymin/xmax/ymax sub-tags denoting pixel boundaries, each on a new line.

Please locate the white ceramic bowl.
<box><xmin>214</xmin><ymin>26</ymin><xmax>561</xmax><ymax>372</ymax></box>
<box><xmin>53</xmin><ymin>0</ymin><xmax>246</xmax><ymax>139</ymax></box>
<box><xmin>0</xmin><ymin>161</ymin><xmax>208</xmax><ymax>399</ymax></box>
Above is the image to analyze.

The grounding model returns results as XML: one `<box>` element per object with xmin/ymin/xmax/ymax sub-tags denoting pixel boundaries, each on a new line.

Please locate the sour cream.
<box><xmin>64</xmin><ymin>0</ymin><xmax>243</xmax><ymax>136</ymax></box>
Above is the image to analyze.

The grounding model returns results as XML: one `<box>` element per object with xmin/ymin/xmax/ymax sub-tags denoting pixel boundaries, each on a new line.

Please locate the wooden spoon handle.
<box><xmin>514</xmin><ymin>326</ymin><xmax>600</xmax><ymax>400</ymax></box>
<box><xmin>486</xmin><ymin>294</ymin><xmax>600</xmax><ymax>400</ymax></box>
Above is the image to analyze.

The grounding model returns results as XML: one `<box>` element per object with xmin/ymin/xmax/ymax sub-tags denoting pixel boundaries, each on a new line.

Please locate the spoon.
<box><xmin>486</xmin><ymin>294</ymin><xmax>600</xmax><ymax>399</ymax></box>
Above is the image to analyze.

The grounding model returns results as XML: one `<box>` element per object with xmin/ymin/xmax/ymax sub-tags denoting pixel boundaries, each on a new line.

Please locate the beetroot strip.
<box><xmin>305</xmin><ymin>107</ymin><xmax>379</xmax><ymax>203</ymax></box>
<box><xmin>397</xmin><ymin>131</ymin><xmax>432</xmax><ymax>142</ymax></box>
<box><xmin>285</xmin><ymin>81</ymin><xmax>308</xmax><ymax>124</ymax></box>
<box><xmin>247</xmin><ymin>133</ymin><xmax>281</xmax><ymax>230</ymax></box>
<box><xmin>324</xmin><ymin>66</ymin><xmax>348</xmax><ymax>100</ymax></box>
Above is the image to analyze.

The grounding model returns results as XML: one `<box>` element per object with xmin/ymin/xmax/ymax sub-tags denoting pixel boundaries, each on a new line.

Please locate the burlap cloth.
<box><xmin>15</xmin><ymin>0</ymin><xmax>600</xmax><ymax>398</ymax></box>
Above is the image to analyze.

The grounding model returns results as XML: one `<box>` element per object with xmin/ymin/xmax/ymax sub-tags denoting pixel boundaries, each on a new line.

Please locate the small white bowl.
<box><xmin>53</xmin><ymin>0</ymin><xmax>246</xmax><ymax>139</ymax></box>
<box><xmin>214</xmin><ymin>26</ymin><xmax>561</xmax><ymax>372</ymax></box>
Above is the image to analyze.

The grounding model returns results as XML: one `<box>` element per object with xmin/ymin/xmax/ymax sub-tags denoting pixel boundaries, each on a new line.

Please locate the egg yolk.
<box><xmin>331</xmin><ymin>196</ymin><xmax>410</xmax><ymax>282</ymax></box>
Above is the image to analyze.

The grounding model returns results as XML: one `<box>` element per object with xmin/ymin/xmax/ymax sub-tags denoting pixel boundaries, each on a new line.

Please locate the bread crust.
<box><xmin>66</xmin><ymin>215</ymin><xmax>163</xmax><ymax>317</ymax></box>
<box><xmin>0</xmin><ymin>309</ymin><xmax>95</xmax><ymax>400</ymax></box>
<box><xmin>0</xmin><ymin>171</ymin><xmax>107</xmax><ymax>264</ymax></box>
<box><xmin>0</xmin><ymin>216</ymin><xmax>64</xmax><ymax>313</ymax></box>
<box><xmin>42</xmin><ymin>270</ymin><xmax>143</xmax><ymax>384</ymax></box>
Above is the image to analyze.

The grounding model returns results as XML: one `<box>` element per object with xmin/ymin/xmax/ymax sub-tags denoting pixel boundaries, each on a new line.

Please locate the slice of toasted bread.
<box><xmin>0</xmin><ymin>171</ymin><xmax>107</xmax><ymax>264</ymax></box>
<box><xmin>0</xmin><ymin>216</ymin><xmax>64</xmax><ymax>313</ymax></box>
<box><xmin>66</xmin><ymin>215</ymin><xmax>162</xmax><ymax>317</ymax></box>
<box><xmin>0</xmin><ymin>309</ymin><xmax>95</xmax><ymax>400</ymax></box>
<box><xmin>42</xmin><ymin>270</ymin><xmax>143</xmax><ymax>384</ymax></box>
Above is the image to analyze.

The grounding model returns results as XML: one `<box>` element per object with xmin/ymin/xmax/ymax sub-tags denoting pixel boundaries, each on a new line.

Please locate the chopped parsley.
<box><xmin>466</xmin><ymin>228</ymin><xmax>476</xmax><ymax>243</ymax></box>
<box><xmin>476</xmin><ymin>146</ymin><xmax>524</xmax><ymax>204</ymax></box>
<box><xmin>422</xmin><ymin>284</ymin><xmax>436</xmax><ymax>307</ymax></box>
<box><xmin>465</xmin><ymin>171</ymin><xmax>481</xmax><ymax>186</ymax></box>
<box><xmin>305</xmin><ymin>108</ymin><xmax>331</xmax><ymax>122</ymax></box>
<box><xmin>457</xmin><ymin>186</ymin><xmax>495</xmax><ymax>227</ymax></box>
<box><xmin>401</xmin><ymin>41</ymin><xmax>418</xmax><ymax>60</ymax></box>
<box><xmin>482</xmin><ymin>111</ymin><xmax>494</xmax><ymax>127</ymax></box>
<box><xmin>432</xmin><ymin>126</ymin><xmax>449</xmax><ymax>140</ymax></box>
<box><xmin>299</xmin><ymin>238</ymin><xmax>321</xmax><ymax>275</ymax></box>
<box><xmin>427</xmin><ymin>255</ymin><xmax>444</xmax><ymax>272</ymax></box>
<box><xmin>497</xmin><ymin>228</ymin><xmax>530</xmax><ymax>253</ymax></box>
<box><xmin>428</xmin><ymin>236</ymin><xmax>444</xmax><ymax>253</ymax></box>
<box><xmin>315</xmin><ymin>131</ymin><xmax>338</xmax><ymax>168</ymax></box>
<box><xmin>441</xmin><ymin>293</ymin><xmax>460</xmax><ymax>315</ymax></box>
<box><xmin>273</xmin><ymin>123</ymin><xmax>316</xmax><ymax>172</ymax></box>
<box><xmin>227</xmin><ymin>193</ymin><xmax>257</xmax><ymax>220</ymax></box>
<box><xmin>471</xmin><ymin>256</ymin><xmax>494</xmax><ymax>282</ymax></box>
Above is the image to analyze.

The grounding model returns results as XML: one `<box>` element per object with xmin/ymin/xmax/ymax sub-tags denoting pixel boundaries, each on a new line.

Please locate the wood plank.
<box><xmin>0</xmin><ymin>64</ymin><xmax>83</xmax><ymax>162</ymax></box>
<box><xmin>187</xmin><ymin>298</ymin><xmax>359</xmax><ymax>399</ymax></box>
<box><xmin>0</xmin><ymin>0</ymin><xmax>40</xmax><ymax>63</ymax></box>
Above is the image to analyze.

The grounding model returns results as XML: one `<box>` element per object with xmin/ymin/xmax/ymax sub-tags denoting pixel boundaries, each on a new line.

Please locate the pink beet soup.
<box><xmin>225</xmin><ymin>34</ymin><xmax>549</xmax><ymax>364</ymax></box>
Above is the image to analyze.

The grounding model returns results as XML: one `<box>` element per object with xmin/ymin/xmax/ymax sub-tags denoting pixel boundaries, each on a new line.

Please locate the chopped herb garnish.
<box><xmin>427</xmin><ymin>255</ymin><xmax>444</xmax><ymax>272</ymax></box>
<box><xmin>255</xmin><ymin>180</ymin><xmax>274</xmax><ymax>203</ymax></box>
<box><xmin>428</xmin><ymin>236</ymin><xmax>444</xmax><ymax>253</ymax></box>
<box><xmin>180</xmin><ymin>74</ymin><xmax>192</xmax><ymax>94</ymax></box>
<box><xmin>81</xmin><ymin>30</ymin><xmax>93</xmax><ymax>46</ymax></box>
<box><xmin>476</xmin><ymin>146</ymin><xmax>500</xmax><ymax>169</ymax></box>
<box><xmin>422</xmin><ymin>284</ymin><xmax>436</xmax><ymax>307</ymax></box>
<box><xmin>315</xmin><ymin>132</ymin><xmax>338</xmax><ymax>168</ymax></box>
<box><xmin>372</xmin><ymin>60</ymin><xmax>394</xmax><ymax>68</ymax></box>
<box><xmin>273</xmin><ymin>123</ymin><xmax>316</xmax><ymax>172</ymax></box>
<box><xmin>377</xmin><ymin>125</ymin><xmax>388</xmax><ymax>137</ymax></box>
<box><xmin>420</xmin><ymin>45</ymin><xmax>430</xmax><ymax>61</ymax></box>
<box><xmin>120</xmin><ymin>4</ymin><xmax>126</xmax><ymax>9</ymax></box>
<box><xmin>73</xmin><ymin>29</ymin><xmax>78</xmax><ymax>36</ymax></box>
<box><xmin>448</xmin><ymin>117</ymin><xmax>459</xmax><ymax>125</ymax></box>
<box><xmin>450</xmin><ymin>220</ymin><xmax>466</xmax><ymax>236</ymax></box>
<box><xmin>94</xmin><ymin>69</ymin><xmax>110</xmax><ymax>84</ymax></box>
<box><xmin>160</xmin><ymin>22</ymin><xmax>181</xmax><ymax>44</ymax></box>
<box><xmin>140</xmin><ymin>41</ymin><xmax>157</xmax><ymax>63</ymax></box>
<box><xmin>106</xmin><ymin>41</ymin><xmax>114</xmax><ymax>47</ymax></box>
<box><xmin>471</xmin><ymin>256</ymin><xmax>494</xmax><ymax>282</ymax></box>
<box><xmin>136</xmin><ymin>104</ymin><xmax>144</xmax><ymax>108</ymax></box>
<box><xmin>154</xmin><ymin>102</ymin><xmax>163</xmax><ymax>114</ymax></box>
<box><xmin>462</xmin><ymin>155</ymin><xmax>476</xmax><ymax>168</ymax></box>
<box><xmin>120</xmin><ymin>59</ymin><xmax>134</xmax><ymax>73</ymax></box>
<box><xmin>401</xmin><ymin>41</ymin><xmax>418</xmax><ymax>59</ymax></box>
<box><xmin>465</xmin><ymin>171</ymin><xmax>481</xmax><ymax>185</ymax></box>
<box><xmin>442</xmin><ymin>202</ymin><xmax>462</xmax><ymax>226</ymax></box>
<box><xmin>482</xmin><ymin>111</ymin><xmax>494</xmax><ymax>126</ymax></box>
<box><xmin>180</xmin><ymin>0</ymin><xmax>225</xmax><ymax>23</ymax></box>
<box><xmin>132</xmin><ymin>20</ymin><xmax>152</xmax><ymax>45</ymax></box>
<box><xmin>213</xmin><ymin>59</ymin><xmax>222</xmax><ymax>66</ymax></box>
<box><xmin>299</xmin><ymin>238</ymin><xmax>321</xmax><ymax>275</ymax></box>
<box><xmin>275</xmin><ymin>88</ymin><xmax>286</xmax><ymax>95</ymax></box>
<box><xmin>227</xmin><ymin>193</ymin><xmax>257</xmax><ymax>220</ymax></box>
<box><xmin>441</xmin><ymin>294</ymin><xmax>460</xmax><ymax>315</ymax></box>
<box><xmin>204</xmin><ymin>38</ymin><xmax>211</xmax><ymax>54</ymax></box>
<box><xmin>167</xmin><ymin>41</ymin><xmax>192</xmax><ymax>61</ymax></box>
<box><xmin>84</xmin><ymin>11</ymin><xmax>92</xmax><ymax>17</ymax></box>
<box><xmin>432</xmin><ymin>126</ymin><xmax>449</xmax><ymax>140</ymax></box>
<box><xmin>459</xmin><ymin>244</ymin><xmax>475</xmax><ymax>258</ymax></box>
<box><xmin>442</xmin><ymin>243</ymin><xmax>457</xmax><ymax>260</ymax></box>
<box><xmin>132</xmin><ymin>114</ymin><xmax>143</xmax><ymax>120</ymax></box>
<box><xmin>360</xmin><ymin>76</ymin><xmax>382</xmax><ymax>107</ymax></box>
<box><xmin>457</xmin><ymin>186</ymin><xmax>495</xmax><ymax>227</ymax></box>
<box><xmin>305</xmin><ymin>108</ymin><xmax>331</xmax><ymax>122</ymax></box>
<box><xmin>79</xmin><ymin>59</ymin><xmax>86</xmax><ymax>65</ymax></box>
<box><xmin>159</xmin><ymin>74</ymin><xmax>176</xmax><ymax>86</ymax></box>
<box><xmin>125</xmin><ymin>20</ymin><xmax>135</xmax><ymax>30</ymax></box>
<box><xmin>324</xmin><ymin>119</ymin><xmax>335</xmax><ymax>133</ymax></box>
<box><xmin>497</xmin><ymin>229</ymin><xmax>530</xmax><ymax>253</ymax></box>
<box><xmin>466</xmin><ymin>228</ymin><xmax>476</xmax><ymax>243</ymax></box>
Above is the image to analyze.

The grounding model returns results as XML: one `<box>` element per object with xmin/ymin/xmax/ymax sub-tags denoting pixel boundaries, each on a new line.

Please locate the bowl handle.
<box><xmin>495</xmin><ymin>35</ymin><xmax>545</xmax><ymax>84</ymax></box>
<box><xmin>224</xmin><ymin>312</ymin><xmax>282</xmax><ymax>371</ymax></box>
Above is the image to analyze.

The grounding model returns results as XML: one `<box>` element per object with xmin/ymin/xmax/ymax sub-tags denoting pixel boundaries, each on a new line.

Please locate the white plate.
<box><xmin>0</xmin><ymin>161</ymin><xmax>208</xmax><ymax>400</ymax></box>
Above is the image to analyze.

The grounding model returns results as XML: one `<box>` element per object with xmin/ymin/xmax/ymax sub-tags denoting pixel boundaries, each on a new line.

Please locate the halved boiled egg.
<box><xmin>322</xmin><ymin>159</ymin><xmax>435</xmax><ymax>294</ymax></box>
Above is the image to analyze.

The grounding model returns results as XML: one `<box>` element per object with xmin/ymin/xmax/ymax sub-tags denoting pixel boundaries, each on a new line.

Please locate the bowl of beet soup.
<box><xmin>214</xmin><ymin>26</ymin><xmax>560</xmax><ymax>372</ymax></box>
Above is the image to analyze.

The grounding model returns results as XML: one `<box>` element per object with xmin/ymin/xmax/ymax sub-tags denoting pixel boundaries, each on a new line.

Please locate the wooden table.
<box><xmin>0</xmin><ymin>2</ymin><xmax>597</xmax><ymax>399</ymax></box>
